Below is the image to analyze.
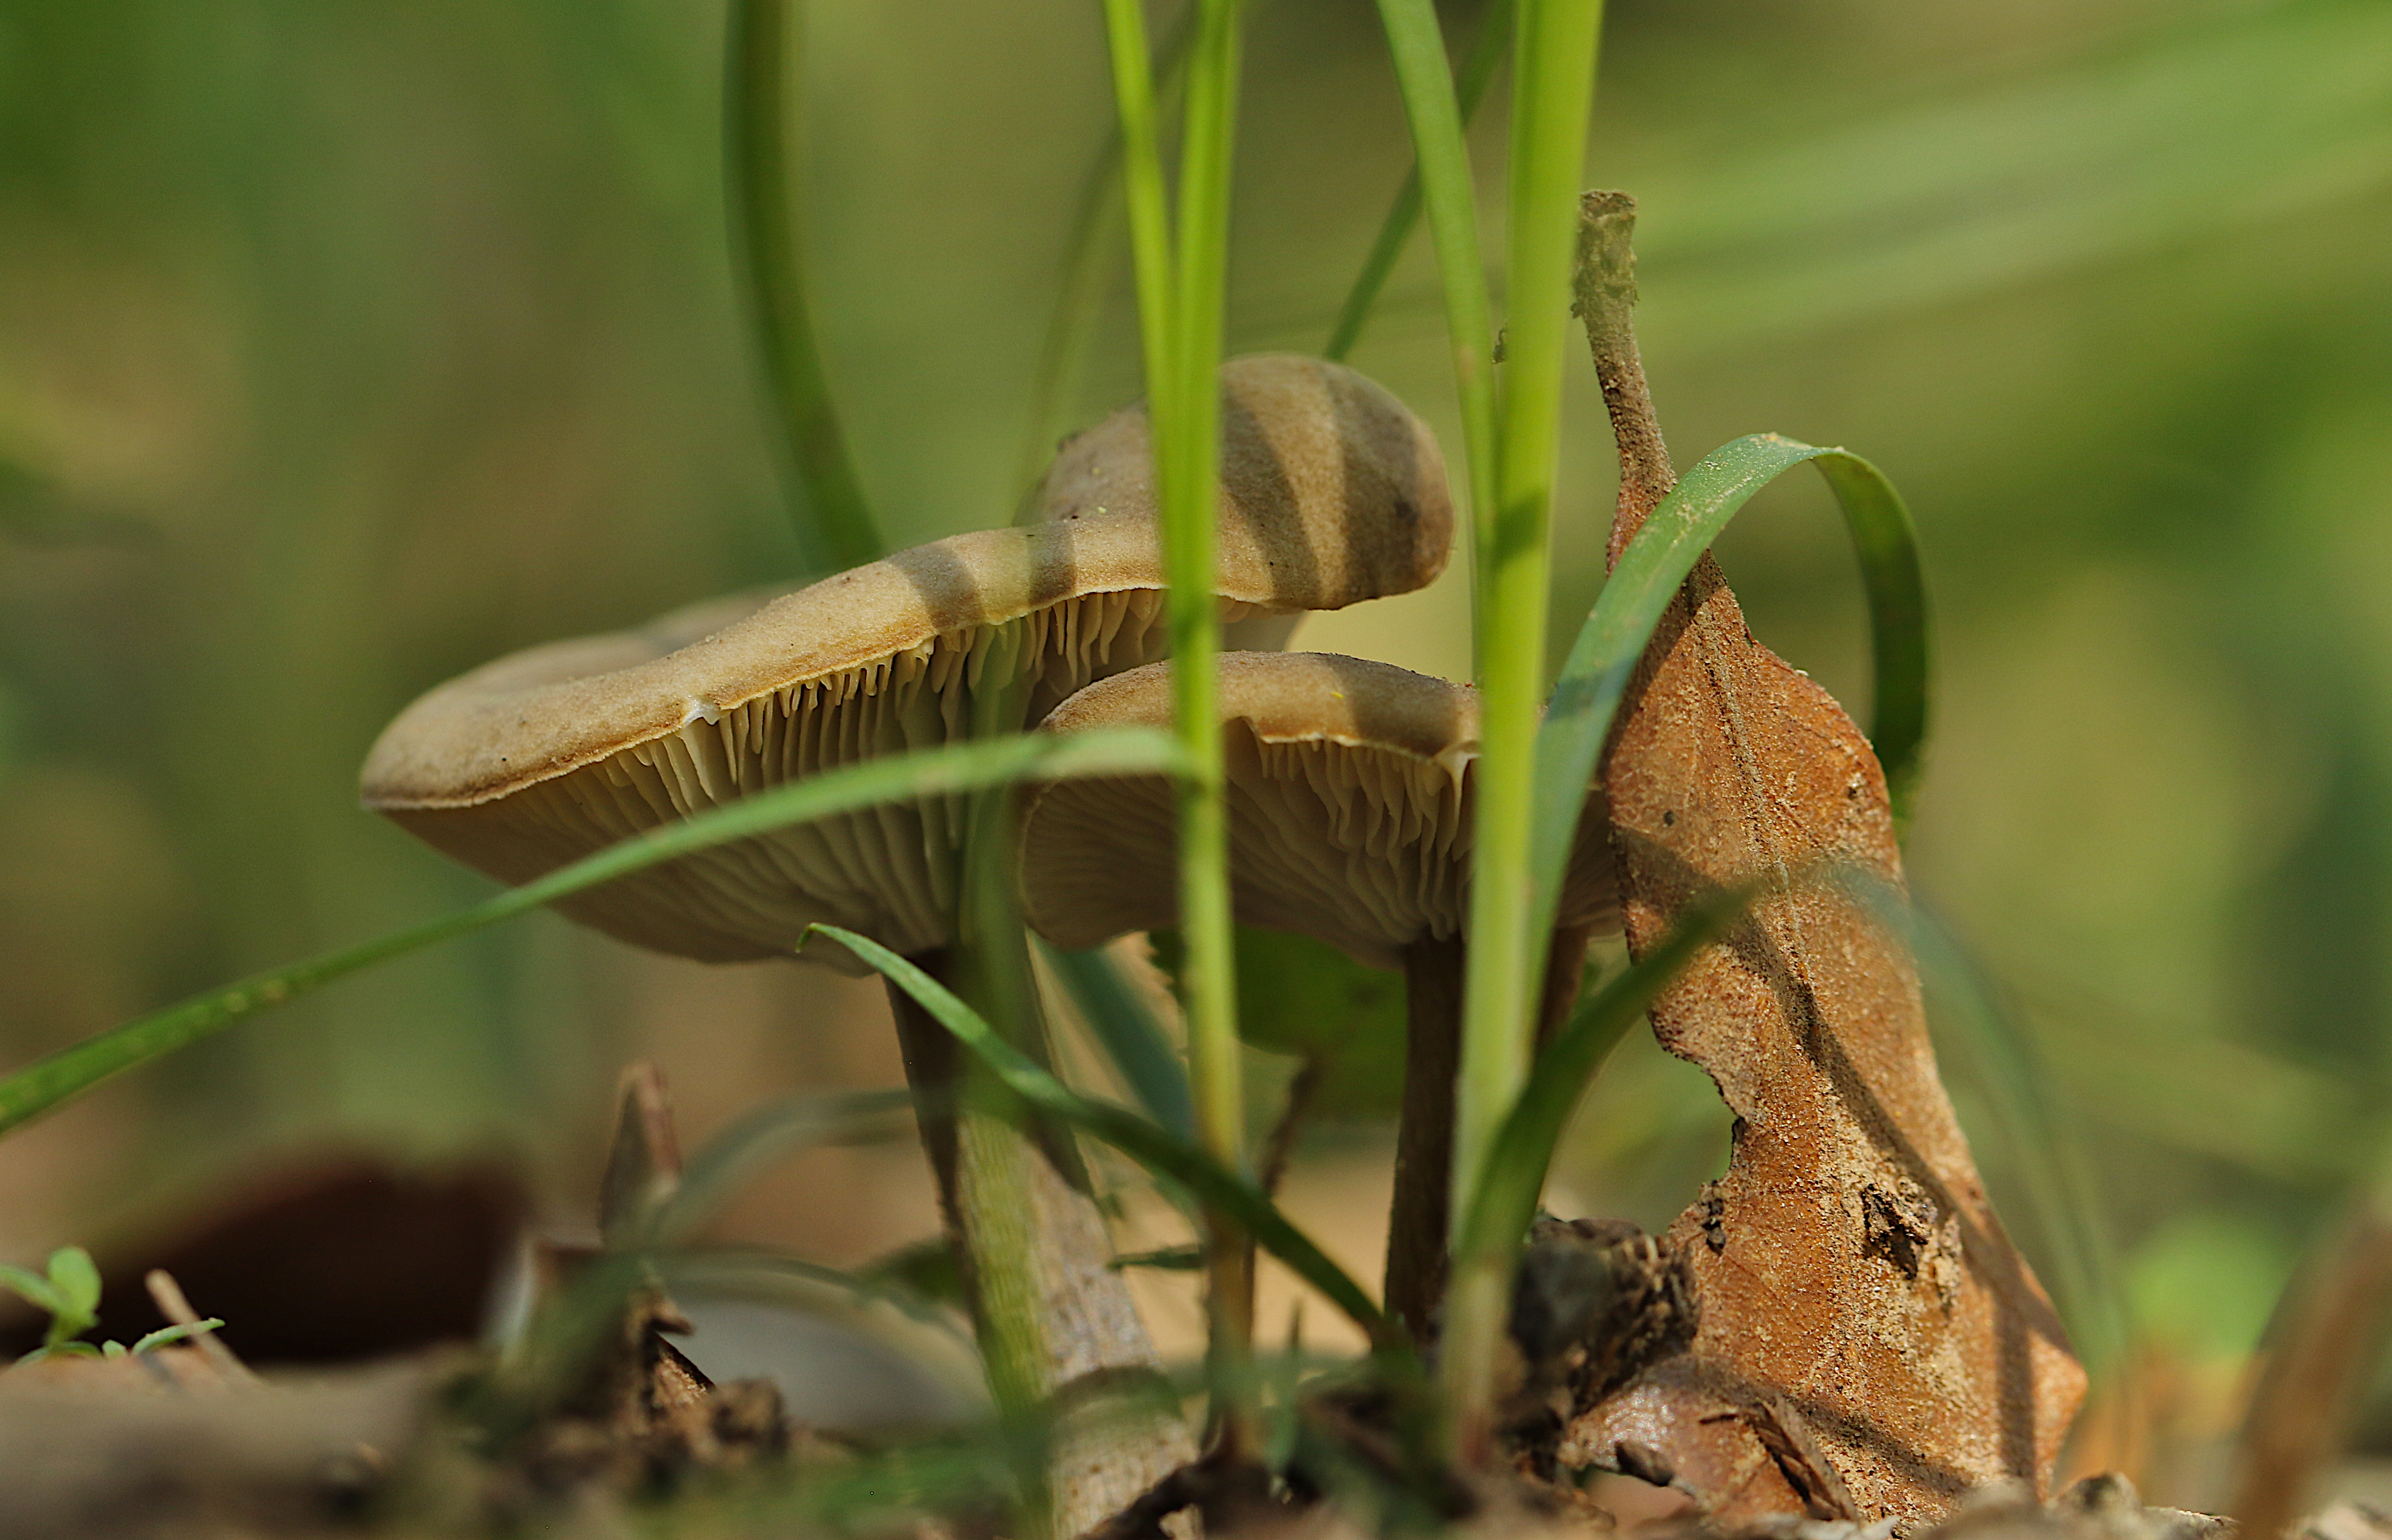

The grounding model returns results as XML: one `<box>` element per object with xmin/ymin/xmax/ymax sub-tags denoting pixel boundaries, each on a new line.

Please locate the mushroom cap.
<box><xmin>360</xmin><ymin>359</ymin><xmax>1453</xmax><ymax>969</ymax></box>
<box><xmin>1036</xmin><ymin>354</ymin><xmax>1451</xmax><ymax>621</ymax></box>
<box><xmin>1016</xmin><ymin>653</ymin><xmax>1618</xmax><ymax>971</ymax></box>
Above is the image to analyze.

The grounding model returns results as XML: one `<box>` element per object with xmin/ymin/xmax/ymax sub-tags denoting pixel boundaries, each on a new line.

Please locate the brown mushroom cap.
<box><xmin>1036</xmin><ymin>353</ymin><xmax>1451</xmax><ymax>627</ymax></box>
<box><xmin>1015</xmin><ymin>653</ymin><xmax>1618</xmax><ymax>971</ymax></box>
<box><xmin>361</xmin><ymin>360</ymin><xmax>1453</xmax><ymax>969</ymax></box>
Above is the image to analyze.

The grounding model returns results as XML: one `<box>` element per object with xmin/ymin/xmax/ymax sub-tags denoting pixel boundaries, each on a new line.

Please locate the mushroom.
<box><xmin>358</xmin><ymin>357</ymin><xmax>1452</xmax><ymax>1529</ymax></box>
<box><xmin>363</xmin><ymin>355</ymin><xmax>1450</xmax><ymax>967</ymax></box>
<box><xmin>1033</xmin><ymin>352</ymin><xmax>1447</xmax><ymax>654</ymax></box>
<box><xmin>1014</xmin><ymin>652</ymin><xmax>1617</xmax><ymax>1337</ymax></box>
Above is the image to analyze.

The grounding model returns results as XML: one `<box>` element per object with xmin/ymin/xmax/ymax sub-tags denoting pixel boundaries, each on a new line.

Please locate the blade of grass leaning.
<box><xmin>1105</xmin><ymin>0</ymin><xmax>1258</xmax><ymax>1397</ymax></box>
<box><xmin>1361</xmin><ymin>0</ymin><xmax>1502</xmax><ymax>567</ymax></box>
<box><xmin>807</xmin><ymin>924</ymin><xmax>1398</xmax><ymax>1352</ymax></box>
<box><xmin>726</xmin><ymin>0</ymin><xmax>882</xmax><ymax>571</ymax></box>
<box><xmin>0</xmin><ymin>729</ymin><xmax>1185</xmax><ymax>1139</ymax></box>
<box><xmin>1162</xmin><ymin>0</ymin><xmax>1254</xmax><ymax>1382</ymax></box>
<box><xmin>1445</xmin><ymin>0</ymin><xmax>1608</xmax><ymax>1462</ymax></box>
<box><xmin>1525</xmin><ymin>434</ymin><xmax>1928</xmax><ymax>954</ymax></box>
<box><xmin>1037</xmin><ymin>937</ymin><xmax>1197</xmax><ymax>1141</ymax></box>
<box><xmin>1328</xmin><ymin>0</ymin><xmax>1512</xmax><ymax>364</ymax></box>
<box><xmin>1454</xmin><ymin>880</ymin><xmax>1763</xmax><ymax>1271</ymax></box>
<box><xmin>1100</xmin><ymin>0</ymin><xmax>1176</xmax><ymax>410</ymax></box>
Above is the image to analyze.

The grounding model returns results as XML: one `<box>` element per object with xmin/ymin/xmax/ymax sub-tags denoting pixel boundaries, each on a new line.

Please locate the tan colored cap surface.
<box><xmin>1016</xmin><ymin>653</ymin><xmax>1617</xmax><ymax>971</ymax></box>
<box><xmin>1036</xmin><ymin>354</ymin><xmax>1451</xmax><ymax>616</ymax></box>
<box><xmin>361</xmin><ymin>359</ymin><xmax>1452</xmax><ymax>967</ymax></box>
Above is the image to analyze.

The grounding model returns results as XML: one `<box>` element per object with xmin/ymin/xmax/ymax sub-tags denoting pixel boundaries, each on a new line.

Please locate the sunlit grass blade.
<box><xmin>1162</xmin><ymin>0</ymin><xmax>1250</xmax><ymax>1324</ymax></box>
<box><xmin>726</xmin><ymin>0</ymin><xmax>882</xmax><ymax>571</ymax></box>
<box><xmin>1100</xmin><ymin>0</ymin><xmax>1176</xmax><ymax>406</ymax></box>
<box><xmin>127</xmin><ymin>1320</ymin><xmax>225</xmax><ymax>1355</ymax></box>
<box><xmin>1453</xmin><ymin>879</ymin><xmax>1762</xmax><ymax>1269</ymax></box>
<box><xmin>1037</xmin><ymin>937</ymin><xmax>1197</xmax><ymax>1141</ymax></box>
<box><xmin>1361</xmin><ymin>0</ymin><xmax>1502</xmax><ymax>565</ymax></box>
<box><xmin>1327</xmin><ymin>0</ymin><xmax>1511</xmax><ymax>364</ymax></box>
<box><xmin>807</xmin><ymin>924</ymin><xmax>1399</xmax><ymax>1352</ymax></box>
<box><xmin>1527</xmin><ymin>434</ymin><xmax>1929</xmax><ymax>954</ymax></box>
<box><xmin>649</xmin><ymin>1087</ymin><xmax>918</xmax><ymax>1247</ymax></box>
<box><xmin>1104</xmin><ymin>0</ymin><xmax>1257</xmax><ymax>1400</ymax></box>
<box><xmin>0</xmin><ymin>729</ymin><xmax>1186</xmax><ymax>1139</ymax></box>
<box><xmin>1444</xmin><ymin>0</ymin><xmax>1608</xmax><ymax>1461</ymax></box>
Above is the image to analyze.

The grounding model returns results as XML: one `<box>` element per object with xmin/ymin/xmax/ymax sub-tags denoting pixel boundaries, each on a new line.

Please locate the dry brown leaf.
<box><xmin>1556</xmin><ymin>194</ymin><xmax>2085</xmax><ymax>1521</ymax></box>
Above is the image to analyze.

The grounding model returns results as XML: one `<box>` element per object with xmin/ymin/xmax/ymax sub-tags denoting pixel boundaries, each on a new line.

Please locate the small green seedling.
<box><xmin>0</xmin><ymin>1247</ymin><xmax>223</xmax><ymax>1365</ymax></box>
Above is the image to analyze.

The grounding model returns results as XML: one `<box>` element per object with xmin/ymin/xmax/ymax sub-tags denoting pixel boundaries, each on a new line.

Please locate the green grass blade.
<box><xmin>0</xmin><ymin>729</ymin><xmax>1185</xmax><ymax>1140</ymax></box>
<box><xmin>1327</xmin><ymin>0</ymin><xmax>1511</xmax><ymax>364</ymax></box>
<box><xmin>1100</xmin><ymin>0</ymin><xmax>1176</xmax><ymax>406</ymax></box>
<box><xmin>1527</xmin><ymin>435</ymin><xmax>1929</xmax><ymax>952</ymax></box>
<box><xmin>1454</xmin><ymin>881</ymin><xmax>1759</xmax><ymax>1267</ymax></box>
<box><xmin>1109</xmin><ymin>0</ymin><xmax>1259</xmax><ymax>1388</ymax></box>
<box><xmin>726</xmin><ymin>0</ymin><xmax>882</xmax><ymax>571</ymax></box>
<box><xmin>1444</xmin><ymin>0</ymin><xmax>1607</xmax><ymax>1459</ymax></box>
<box><xmin>1813</xmin><ymin>451</ymin><xmax>1932</xmax><ymax>817</ymax></box>
<box><xmin>1361</xmin><ymin>0</ymin><xmax>1502</xmax><ymax>566</ymax></box>
<box><xmin>807</xmin><ymin>925</ymin><xmax>1397</xmax><ymax>1351</ymax></box>
<box><xmin>1037</xmin><ymin>938</ymin><xmax>1197</xmax><ymax>1141</ymax></box>
<box><xmin>130</xmin><ymin>1319</ymin><xmax>225</xmax><ymax>1355</ymax></box>
<box><xmin>652</xmin><ymin>1088</ymin><xmax>917</xmax><ymax>1247</ymax></box>
<box><xmin>1164</xmin><ymin>0</ymin><xmax>1248</xmax><ymax>1178</ymax></box>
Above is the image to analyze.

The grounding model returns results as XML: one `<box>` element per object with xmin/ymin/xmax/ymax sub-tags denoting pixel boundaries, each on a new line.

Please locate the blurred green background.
<box><xmin>1</xmin><ymin>0</ymin><xmax>2386</xmax><ymax>1498</ymax></box>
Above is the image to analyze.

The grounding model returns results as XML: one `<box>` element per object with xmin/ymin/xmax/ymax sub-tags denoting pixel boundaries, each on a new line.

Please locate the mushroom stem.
<box><xmin>1385</xmin><ymin>933</ymin><xmax>1467</xmax><ymax>1338</ymax></box>
<box><xmin>1384</xmin><ymin>923</ymin><xmax>1600</xmax><ymax>1339</ymax></box>
<box><xmin>883</xmin><ymin>951</ymin><xmax>1194</xmax><ymax>1536</ymax></box>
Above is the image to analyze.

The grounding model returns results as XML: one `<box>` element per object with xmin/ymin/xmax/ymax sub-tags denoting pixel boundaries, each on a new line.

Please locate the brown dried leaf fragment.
<box><xmin>1555</xmin><ymin>193</ymin><xmax>2084</xmax><ymax>1522</ymax></box>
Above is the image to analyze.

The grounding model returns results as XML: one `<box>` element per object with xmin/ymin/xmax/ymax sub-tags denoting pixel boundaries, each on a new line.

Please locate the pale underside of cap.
<box><xmin>1017</xmin><ymin>653</ymin><xmax>1618</xmax><ymax>972</ymax></box>
<box><xmin>360</xmin><ymin>504</ymin><xmax>1431</xmax><ymax>968</ymax></box>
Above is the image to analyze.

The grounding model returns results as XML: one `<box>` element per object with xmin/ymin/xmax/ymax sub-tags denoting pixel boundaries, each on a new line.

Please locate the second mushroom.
<box><xmin>1016</xmin><ymin>651</ymin><xmax>1618</xmax><ymax>1336</ymax></box>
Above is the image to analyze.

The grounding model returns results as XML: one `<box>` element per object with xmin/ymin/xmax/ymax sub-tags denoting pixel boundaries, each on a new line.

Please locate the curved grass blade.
<box><xmin>1100</xmin><ymin>0</ymin><xmax>1176</xmax><ymax>402</ymax></box>
<box><xmin>1162</xmin><ymin>0</ymin><xmax>1251</xmax><ymax>1325</ymax></box>
<box><xmin>1454</xmin><ymin>879</ymin><xmax>1762</xmax><ymax>1268</ymax></box>
<box><xmin>1037</xmin><ymin>937</ymin><xmax>1196</xmax><ymax>1141</ymax></box>
<box><xmin>0</xmin><ymin>729</ymin><xmax>1186</xmax><ymax>1139</ymax></box>
<box><xmin>726</xmin><ymin>0</ymin><xmax>882</xmax><ymax>571</ymax></box>
<box><xmin>806</xmin><ymin>924</ymin><xmax>1399</xmax><ymax>1352</ymax></box>
<box><xmin>1528</xmin><ymin>434</ymin><xmax>1928</xmax><ymax>954</ymax></box>
<box><xmin>1326</xmin><ymin>0</ymin><xmax>1511</xmax><ymax>364</ymax></box>
<box><xmin>1359</xmin><ymin>0</ymin><xmax>1500</xmax><ymax>555</ymax></box>
<box><xmin>129</xmin><ymin>1319</ymin><xmax>227</xmax><ymax>1356</ymax></box>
